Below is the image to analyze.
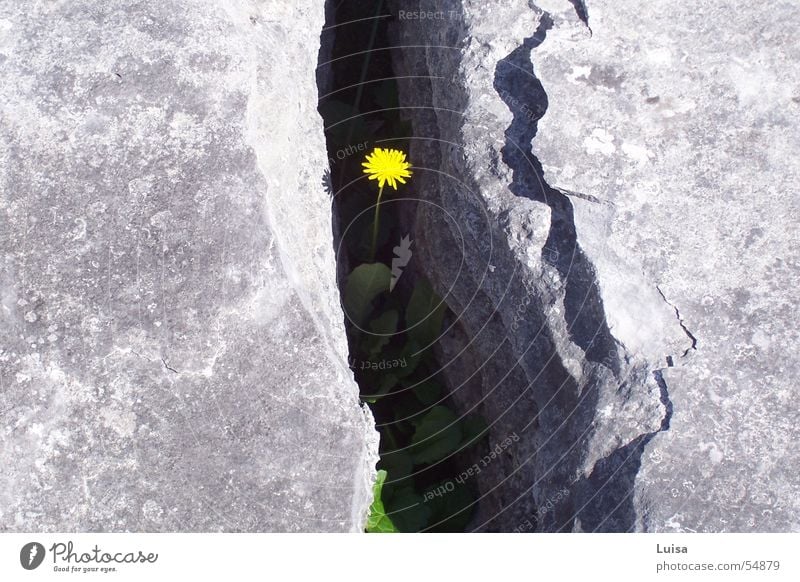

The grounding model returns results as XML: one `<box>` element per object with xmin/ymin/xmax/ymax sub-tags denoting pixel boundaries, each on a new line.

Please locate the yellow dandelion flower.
<box><xmin>361</xmin><ymin>147</ymin><xmax>413</xmax><ymax>190</ymax></box>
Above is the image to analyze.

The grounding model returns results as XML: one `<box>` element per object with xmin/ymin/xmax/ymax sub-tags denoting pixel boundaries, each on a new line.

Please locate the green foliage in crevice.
<box><xmin>319</xmin><ymin>25</ymin><xmax>488</xmax><ymax>530</ymax></box>
<box><xmin>344</xmin><ymin>261</ymin><xmax>488</xmax><ymax>532</ymax></box>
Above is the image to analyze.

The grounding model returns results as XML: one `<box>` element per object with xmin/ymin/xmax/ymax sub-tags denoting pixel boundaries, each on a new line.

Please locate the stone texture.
<box><xmin>0</xmin><ymin>0</ymin><xmax>378</xmax><ymax>532</ymax></box>
<box><xmin>389</xmin><ymin>0</ymin><xmax>799</xmax><ymax>531</ymax></box>
<box><xmin>532</xmin><ymin>0</ymin><xmax>800</xmax><ymax>532</ymax></box>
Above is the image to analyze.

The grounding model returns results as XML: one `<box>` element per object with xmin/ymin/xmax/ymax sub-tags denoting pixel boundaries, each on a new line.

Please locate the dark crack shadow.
<box><xmin>492</xmin><ymin>14</ymin><xmax>671</xmax><ymax>531</ymax></box>
<box><xmin>571</xmin><ymin>368</ymin><xmax>673</xmax><ymax>531</ymax></box>
<box><xmin>493</xmin><ymin>15</ymin><xmax>618</xmax><ymax>376</ymax></box>
<box><xmin>568</xmin><ymin>0</ymin><xmax>590</xmax><ymax>28</ymax></box>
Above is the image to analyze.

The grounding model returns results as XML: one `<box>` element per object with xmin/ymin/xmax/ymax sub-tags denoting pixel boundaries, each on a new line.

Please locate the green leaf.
<box><xmin>361</xmin><ymin>309</ymin><xmax>399</xmax><ymax>356</ymax></box>
<box><xmin>385</xmin><ymin>487</ymin><xmax>432</xmax><ymax>532</ymax></box>
<box><xmin>411</xmin><ymin>406</ymin><xmax>463</xmax><ymax>465</ymax></box>
<box><xmin>370</xmin><ymin>309</ymin><xmax>399</xmax><ymax>334</ymax></box>
<box><xmin>378</xmin><ymin>451</ymin><xmax>414</xmax><ymax>501</ymax></box>
<box><xmin>366</xmin><ymin>470</ymin><xmax>399</xmax><ymax>533</ymax></box>
<box><xmin>424</xmin><ymin>482</ymin><xmax>475</xmax><ymax>532</ymax></box>
<box><xmin>406</xmin><ymin>279</ymin><xmax>446</xmax><ymax>347</ymax></box>
<box><xmin>393</xmin><ymin>395</ymin><xmax>427</xmax><ymax>428</ymax></box>
<box><xmin>409</xmin><ymin>379</ymin><xmax>443</xmax><ymax>406</ymax></box>
<box><xmin>379</xmin><ymin>451</ymin><xmax>413</xmax><ymax>482</ymax></box>
<box><xmin>374</xmin><ymin>339</ymin><xmax>421</xmax><ymax>379</ymax></box>
<box><xmin>344</xmin><ymin>263</ymin><xmax>391</xmax><ymax>327</ymax></box>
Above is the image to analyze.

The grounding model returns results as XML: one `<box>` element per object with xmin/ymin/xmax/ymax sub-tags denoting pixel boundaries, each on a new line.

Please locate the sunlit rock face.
<box><xmin>389</xmin><ymin>0</ymin><xmax>800</xmax><ymax>531</ymax></box>
<box><xmin>0</xmin><ymin>0</ymin><xmax>378</xmax><ymax>532</ymax></box>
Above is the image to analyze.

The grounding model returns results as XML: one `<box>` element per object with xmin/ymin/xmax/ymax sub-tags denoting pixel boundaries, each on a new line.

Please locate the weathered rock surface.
<box><xmin>0</xmin><ymin>0</ymin><xmax>378</xmax><ymax>531</ymax></box>
<box><xmin>389</xmin><ymin>0</ymin><xmax>799</xmax><ymax>531</ymax></box>
<box><xmin>533</xmin><ymin>0</ymin><xmax>800</xmax><ymax>532</ymax></box>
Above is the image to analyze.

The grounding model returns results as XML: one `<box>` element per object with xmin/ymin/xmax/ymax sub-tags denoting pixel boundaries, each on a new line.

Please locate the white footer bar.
<box><xmin>0</xmin><ymin>533</ymin><xmax>796</xmax><ymax>581</ymax></box>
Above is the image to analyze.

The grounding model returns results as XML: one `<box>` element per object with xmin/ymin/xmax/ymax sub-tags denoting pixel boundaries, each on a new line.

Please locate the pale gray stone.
<box><xmin>0</xmin><ymin>0</ymin><xmax>378</xmax><ymax>532</ymax></box>
<box><xmin>389</xmin><ymin>0</ymin><xmax>799</xmax><ymax>531</ymax></box>
<box><xmin>533</xmin><ymin>0</ymin><xmax>800</xmax><ymax>533</ymax></box>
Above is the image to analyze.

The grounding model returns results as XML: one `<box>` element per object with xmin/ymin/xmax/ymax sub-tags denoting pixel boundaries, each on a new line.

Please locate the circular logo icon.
<box><xmin>19</xmin><ymin>542</ymin><xmax>45</xmax><ymax>570</ymax></box>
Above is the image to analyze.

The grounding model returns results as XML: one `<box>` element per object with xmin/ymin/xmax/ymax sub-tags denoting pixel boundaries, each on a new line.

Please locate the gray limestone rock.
<box><xmin>533</xmin><ymin>0</ymin><xmax>800</xmax><ymax>533</ymax></box>
<box><xmin>389</xmin><ymin>0</ymin><xmax>799</xmax><ymax>531</ymax></box>
<box><xmin>0</xmin><ymin>0</ymin><xmax>378</xmax><ymax>532</ymax></box>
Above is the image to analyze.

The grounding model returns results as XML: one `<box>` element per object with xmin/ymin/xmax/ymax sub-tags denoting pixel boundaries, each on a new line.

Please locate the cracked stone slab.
<box><xmin>390</xmin><ymin>0</ymin><xmax>798</xmax><ymax>531</ymax></box>
<box><xmin>390</xmin><ymin>0</ymin><xmax>675</xmax><ymax>531</ymax></box>
<box><xmin>533</xmin><ymin>0</ymin><xmax>800</xmax><ymax>531</ymax></box>
<box><xmin>0</xmin><ymin>0</ymin><xmax>378</xmax><ymax>532</ymax></box>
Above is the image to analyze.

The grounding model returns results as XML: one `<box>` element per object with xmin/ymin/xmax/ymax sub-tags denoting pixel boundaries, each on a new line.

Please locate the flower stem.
<box><xmin>369</xmin><ymin>185</ymin><xmax>385</xmax><ymax>261</ymax></box>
